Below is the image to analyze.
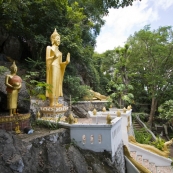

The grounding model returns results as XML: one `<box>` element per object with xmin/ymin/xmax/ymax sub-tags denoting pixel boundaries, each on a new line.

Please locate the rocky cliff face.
<box><xmin>0</xmin><ymin>128</ymin><xmax>120</xmax><ymax>173</ymax></box>
<box><xmin>0</xmin><ymin>27</ymin><xmax>22</xmax><ymax>61</ymax></box>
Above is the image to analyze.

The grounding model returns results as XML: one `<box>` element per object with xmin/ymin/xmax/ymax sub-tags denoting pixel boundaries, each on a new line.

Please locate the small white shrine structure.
<box><xmin>58</xmin><ymin>108</ymin><xmax>132</xmax><ymax>158</ymax></box>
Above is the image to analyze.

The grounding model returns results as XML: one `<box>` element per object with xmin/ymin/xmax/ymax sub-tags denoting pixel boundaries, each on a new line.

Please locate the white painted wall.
<box><xmin>111</xmin><ymin>118</ymin><xmax>122</xmax><ymax>157</ymax></box>
<box><xmin>62</xmin><ymin>117</ymin><xmax>122</xmax><ymax>157</ymax></box>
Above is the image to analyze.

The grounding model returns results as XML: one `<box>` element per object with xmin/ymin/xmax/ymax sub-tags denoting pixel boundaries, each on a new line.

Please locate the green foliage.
<box><xmin>35</xmin><ymin>119</ymin><xmax>59</xmax><ymax>130</ymax></box>
<box><xmin>131</xmin><ymin>113</ymin><xmax>148</xmax><ymax>122</ymax></box>
<box><xmin>25</xmin><ymin>57</ymin><xmax>46</xmax><ymax>79</ymax></box>
<box><xmin>24</xmin><ymin>71</ymin><xmax>51</xmax><ymax>100</ymax></box>
<box><xmin>64</xmin><ymin>75</ymin><xmax>91</xmax><ymax>102</ymax></box>
<box><xmin>158</xmin><ymin>100</ymin><xmax>173</xmax><ymax>122</ymax></box>
<box><xmin>107</xmin><ymin>82</ymin><xmax>134</xmax><ymax>108</ymax></box>
<box><xmin>0</xmin><ymin>66</ymin><xmax>8</xmax><ymax>74</ymax></box>
<box><xmin>96</xmin><ymin>44</ymin><xmax>134</xmax><ymax>108</ymax></box>
<box><xmin>134</xmin><ymin>128</ymin><xmax>152</xmax><ymax>144</ymax></box>
<box><xmin>127</xmin><ymin>25</ymin><xmax>173</xmax><ymax>119</ymax></box>
<box><xmin>151</xmin><ymin>137</ymin><xmax>165</xmax><ymax>151</ymax></box>
<box><xmin>0</xmin><ymin>0</ymin><xmax>140</xmax><ymax>104</ymax></box>
<box><xmin>134</xmin><ymin>129</ymin><xmax>166</xmax><ymax>151</ymax></box>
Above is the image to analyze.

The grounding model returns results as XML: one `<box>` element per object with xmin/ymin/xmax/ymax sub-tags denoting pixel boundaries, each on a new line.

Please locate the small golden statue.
<box><xmin>74</xmin><ymin>118</ymin><xmax>78</xmax><ymax>123</ymax></box>
<box><xmin>106</xmin><ymin>114</ymin><xmax>112</xmax><ymax>124</ymax></box>
<box><xmin>127</xmin><ymin>105</ymin><xmax>132</xmax><ymax>110</ymax></box>
<box><xmin>5</xmin><ymin>61</ymin><xmax>22</xmax><ymax>116</ymax></box>
<box><xmin>93</xmin><ymin>108</ymin><xmax>97</xmax><ymax>115</ymax></box>
<box><xmin>36</xmin><ymin>111</ymin><xmax>41</xmax><ymax>119</ymax></box>
<box><xmin>117</xmin><ymin>110</ymin><xmax>121</xmax><ymax>117</ymax></box>
<box><xmin>68</xmin><ymin>114</ymin><xmax>75</xmax><ymax>124</ymax></box>
<box><xmin>15</xmin><ymin>122</ymin><xmax>21</xmax><ymax>134</ymax></box>
<box><xmin>102</xmin><ymin>107</ymin><xmax>106</xmax><ymax>112</ymax></box>
<box><xmin>46</xmin><ymin>29</ymin><xmax>70</xmax><ymax>107</ymax></box>
<box><xmin>123</xmin><ymin>107</ymin><xmax>126</xmax><ymax>113</ymax></box>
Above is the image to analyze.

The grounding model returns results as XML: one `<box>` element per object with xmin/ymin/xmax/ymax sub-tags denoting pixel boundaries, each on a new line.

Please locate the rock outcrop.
<box><xmin>71</xmin><ymin>101</ymin><xmax>108</xmax><ymax>118</ymax></box>
<box><xmin>0</xmin><ymin>27</ymin><xmax>21</xmax><ymax>61</ymax></box>
<box><xmin>0</xmin><ymin>129</ymin><xmax>119</xmax><ymax>173</ymax></box>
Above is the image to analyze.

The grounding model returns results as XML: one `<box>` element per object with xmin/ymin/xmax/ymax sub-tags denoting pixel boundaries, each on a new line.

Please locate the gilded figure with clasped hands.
<box><xmin>5</xmin><ymin>61</ymin><xmax>22</xmax><ymax>116</ymax></box>
<box><xmin>46</xmin><ymin>29</ymin><xmax>70</xmax><ymax>106</ymax></box>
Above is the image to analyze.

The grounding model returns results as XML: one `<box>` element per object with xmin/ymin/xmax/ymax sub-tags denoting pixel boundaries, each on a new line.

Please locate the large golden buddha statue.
<box><xmin>5</xmin><ymin>61</ymin><xmax>22</xmax><ymax>116</ymax></box>
<box><xmin>46</xmin><ymin>29</ymin><xmax>70</xmax><ymax>106</ymax></box>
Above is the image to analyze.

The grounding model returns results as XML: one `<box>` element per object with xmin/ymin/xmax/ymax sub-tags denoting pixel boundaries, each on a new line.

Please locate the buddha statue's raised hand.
<box><xmin>66</xmin><ymin>53</ymin><xmax>70</xmax><ymax>64</ymax></box>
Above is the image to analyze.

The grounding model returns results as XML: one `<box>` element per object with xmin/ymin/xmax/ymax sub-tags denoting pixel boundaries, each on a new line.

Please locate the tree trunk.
<box><xmin>148</xmin><ymin>97</ymin><xmax>158</xmax><ymax>129</ymax></box>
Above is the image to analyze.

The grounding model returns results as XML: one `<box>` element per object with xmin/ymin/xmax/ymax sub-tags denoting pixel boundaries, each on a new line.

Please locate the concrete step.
<box><xmin>133</xmin><ymin>120</ymin><xmax>144</xmax><ymax>132</ymax></box>
<box><xmin>130</xmin><ymin>151</ymin><xmax>173</xmax><ymax>173</ymax></box>
<box><xmin>156</xmin><ymin>166</ymin><xmax>173</xmax><ymax>173</ymax></box>
<box><xmin>136</xmin><ymin>155</ymin><xmax>143</xmax><ymax>165</ymax></box>
<box><xmin>130</xmin><ymin>151</ymin><xmax>136</xmax><ymax>160</ymax></box>
<box><xmin>143</xmin><ymin>159</ymin><xmax>149</xmax><ymax>169</ymax></box>
<box><xmin>149</xmin><ymin>162</ymin><xmax>156</xmax><ymax>173</ymax></box>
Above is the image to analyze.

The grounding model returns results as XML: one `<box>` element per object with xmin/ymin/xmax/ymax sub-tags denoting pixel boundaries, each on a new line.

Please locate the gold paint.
<box><xmin>123</xmin><ymin>145</ymin><xmax>151</xmax><ymax>173</ymax></box>
<box><xmin>74</xmin><ymin>118</ymin><xmax>78</xmax><ymax>123</ymax></box>
<box><xmin>36</xmin><ymin>111</ymin><xmax>41</xmax><ymax>119</ymax></box>
<box><xmin>68</xmin><ymin>114</ymin><xmax>75</xmax><ymax>124</ymax></box>
<box><xmin>5</xmin><ymin>61</ymin><xmax>22</xmax><ymax>116</ymax></box>
<box><xmin>0</xmin><ymin>114</ymin><xmax>30</xmax><ymax>123</ymax></box>
<box><xmin>15</xmin><ymin>122</ymin><xmax>21</xmax><ymax>134</ymax></box>
<box><xmin>84</xmin><ymin>89</ymin><xmax>107</xmax><ymax>101</ymax></box>
<box><xmin>93</xmin><ymin>109</ymin><xmax>97</xmax><ymax>115</ymax></box>
<box><xmin>127</xmin><ymin>105</ymin><xmax>132</xmax><ymax>110</ymax></box>
<box><xmin>106</xmin><ymin>114</ymin><xmax>112</xmax><ymax>124</ymax></box>
<box><xmin>46</xmin><ymin>29</ymin><xmax>70</xmax><ymax>107</ymax></box>
<box><xmin>117</xmin><ymin>110</ymin><xmax>121</xmax><ymax>117</ymax></box>
<box><xmin>123</xmin><ymin>107</ymin><xmax>126</xmax><ymax>113</ymax></box>
<box><xmin>102</xmin><ymin>107</ymin><xmax>106</xmax><ymax>112</ymax></box>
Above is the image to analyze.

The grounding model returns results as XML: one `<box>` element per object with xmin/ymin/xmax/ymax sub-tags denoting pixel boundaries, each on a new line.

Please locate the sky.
<box><xmin>95</xmin><ymin>0</ymin><xmax>173</xmax><ymax>53</ymax></box>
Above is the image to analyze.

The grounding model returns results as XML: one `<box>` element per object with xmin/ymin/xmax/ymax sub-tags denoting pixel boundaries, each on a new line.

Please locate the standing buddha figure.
<box><xmin>46</xmin><ymin>29</ymin><xmax>70</xmax><ymax>106</ymax></box>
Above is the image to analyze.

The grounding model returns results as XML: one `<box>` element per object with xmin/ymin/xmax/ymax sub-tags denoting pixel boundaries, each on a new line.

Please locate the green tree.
<box><xmin>0</xmin><ymin>0</ymin><xmax>140</xmax><ymax>98</ymax></box>
<box><xmin>158</xmin><ymin>100</ymin><xmax>173</xmax><ymax>124</ymax></box>
<box><xmin>127</xmin><ymin>25</ymin><xmax>173</xmax><ymax>125</ymax></box>
<box><xmin>96</xmin><ymin>45</ymin><xmax>134</xmax><ymax>107</ymax></box>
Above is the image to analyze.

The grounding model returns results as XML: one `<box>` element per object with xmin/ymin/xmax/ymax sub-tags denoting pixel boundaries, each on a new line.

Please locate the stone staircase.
<box><xmin>129</xmin><ymin>144</ymin><xmax>173</xmax><ymax>173</ymax></box>
<box><xmin>133</xmin><ymin>119</ymin><xmax>143</xmax><ymax>132</ymax></box>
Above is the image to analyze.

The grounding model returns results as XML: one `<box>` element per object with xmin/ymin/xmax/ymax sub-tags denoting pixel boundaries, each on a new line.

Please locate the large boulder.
<box><xmin>72</xmin><ymin>104</ymin><xmax>90</xmax><ymax>118</ymax></box>
<box><xmin>71</xmin><ymin>101</ymin><xmax>108</xmax><ymax>118</ymax></box>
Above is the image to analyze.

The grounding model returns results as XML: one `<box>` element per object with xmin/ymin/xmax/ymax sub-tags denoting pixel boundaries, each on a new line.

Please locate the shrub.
<box><xmin>0</xmin><ymin>66</ymin><xmax>8</xmax><ymax>74</ymax></box>
<box><xmin>151</xmin><ymin>137</ymin><xmax>165</xmax><ymax>151</ymax></box>
<box><xmin>64</xmin><ymin>75</ymin><xmax>91</xmax><ymax>102</ymax></box>
<box><xmin>134</xmin><ymin>128</ymin><xmax>152</xmax><ymax>144</ymax></box>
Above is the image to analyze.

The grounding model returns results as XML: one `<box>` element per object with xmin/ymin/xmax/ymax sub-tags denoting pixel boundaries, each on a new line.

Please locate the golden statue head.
<box><xmin>50</xmin><ymin>28</ymin><xmax>60</xmax><ymax>45</ymax></box>
<box><xmin>10</xmin><ymin>61</ymin><xmax>17</xmax><ymax>73</ymax></box>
